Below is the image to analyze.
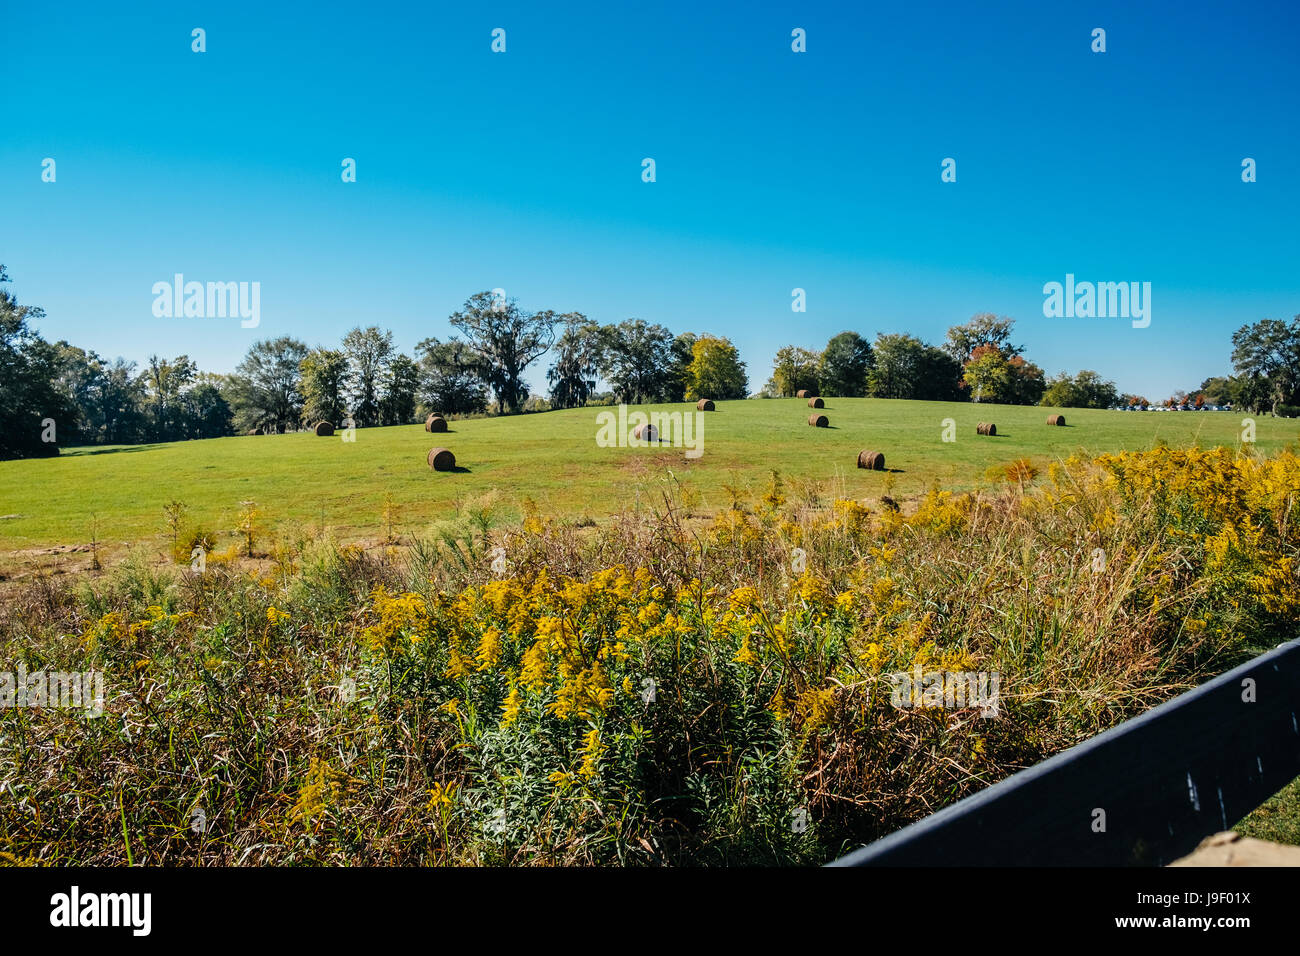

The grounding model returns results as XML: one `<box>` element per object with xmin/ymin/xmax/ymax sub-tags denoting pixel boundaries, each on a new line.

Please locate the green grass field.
<box><xmin>1</xmin><ymin>398</ymin><xmax>1296</xmax><ymax>563</ymax></box>
<box><xmin>1237</xmin><ymin>777</ymin><xmax>1300</xmax><ymax>847</ymax></box>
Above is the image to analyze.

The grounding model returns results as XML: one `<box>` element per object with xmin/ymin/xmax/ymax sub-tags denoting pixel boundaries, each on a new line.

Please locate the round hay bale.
<box><xmin>807</xmin><ymin>396</ymin><xmax>825</xmax><ymax>409</ymax></box>
<box><xmin>976</xmin><ymin>422</ymin><xmax>997</xmax><ymax>436</ymax></box>
<box><xmin>1047</xmin><ymin>414</ymin><xmax>1065</xmax><ymax>426</ymax></box>
<box><xmin>857</xmin><ymin>449</ymin><xmax>885</xmax><ymax>470</ymax></box>
<box><xmin>427</xmin><ymin>447</ymin><xmax>456</xmax><ymax>472</ymax></box>
<box><xmin>425</xmin><ymin>414</ymin><xmax>448</xmax><ymax>433</ymax></box>
<box><xmin>314</xmin><ymin>421</ymin><xmax>335</xmax><ymax>437</ymax></box>
<box><xmin>696</xmin><ymin>399</ymin><xmax>715</xmax><ymax>411</ymax></box>
<box><xmin>808</xmin><ymin>413</ymin><xmax>829</xmax><ymax>428</ymax></box>
<box><xmin>796</xmin><ymin>389</ymin><xmax>811</xmax><ymax>399</ymax></box>
<box><xmin>633</xmin><ymin>423</ymin><xmax>659</xmax><ymax>442</ymax></box>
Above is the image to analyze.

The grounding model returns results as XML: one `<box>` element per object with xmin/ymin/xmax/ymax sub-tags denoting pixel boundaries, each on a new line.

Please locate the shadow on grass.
<box><xmin>68</xmin><ymin>444</ymin><xmax>164</xmax><ymax>456</ymax></box>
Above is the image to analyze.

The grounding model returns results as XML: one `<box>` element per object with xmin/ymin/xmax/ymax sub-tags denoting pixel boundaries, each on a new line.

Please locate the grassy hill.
<box><xmin>1</xmin><ymin>398</ymin><xmax>1295</xmax><ymax>559</ymax></box>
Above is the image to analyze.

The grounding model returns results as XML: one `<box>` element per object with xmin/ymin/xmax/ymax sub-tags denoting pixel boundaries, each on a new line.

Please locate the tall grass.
<box><xmin>1</xmin><ymin>445</ymin><xmax>1296</xmax><ymax>865</ymax></box>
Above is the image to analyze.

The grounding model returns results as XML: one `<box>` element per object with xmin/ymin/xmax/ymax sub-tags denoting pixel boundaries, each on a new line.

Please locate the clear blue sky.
<box><xmin>4</xmin><ymin>0</ymin><xmax>1298</xmax><ymax>400</ymax></box>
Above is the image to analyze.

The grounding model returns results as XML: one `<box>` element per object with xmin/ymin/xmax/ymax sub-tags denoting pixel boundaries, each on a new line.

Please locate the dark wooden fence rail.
<box><xmin>829</xmin><ymin>638</ymin><xmax>1300</xmax><ymax>866</ymax></box>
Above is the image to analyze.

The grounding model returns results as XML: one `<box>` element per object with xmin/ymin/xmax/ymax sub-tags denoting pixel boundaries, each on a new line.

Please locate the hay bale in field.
<box><xmin>796</xmin><ymin>389</ymin><xmax>812</xmax><ymax>399</ymax></box>
<box><xmin>1047</xmin><ymin>414</ymin><xmax>1065</xmax><ymax>426</ymax></box>
<box><xmin>808</xmin><ymin>413</ymin><xmax>829</xmax><ymax>428</ymax></box>
<box><xmin>425</xmin><ymin>414</ymin><xmax>448</xmax><ymax>432</ymax></box>
<box><xmin>807</xmin><ymin>396</ymin><xmax>825</xmax><ymax>409</ymax></box>
<box><xmin>427</xmin><ymin>447</ymin><xmax>456</xmax><ymax>472</ymax></box>
<box><xmin>696</xmin><ymin>399</ymin><xmax>715</xmax><ymax>411</ymax></box>
<box><xmin>633</xmin><ymin>423</ymin><xmax>659</xmax><ymax>442</ymax></box>
<box><xmin>314</xmin><ymin>421</ymin><xmax>335</xmax><ymax>436</ymax></box>
<box><xmin>976</xmin><ymin>422</ymin><xmax>997</xmax><ymax>436</ymax></box>
<box><xmin>857</xmin><ymin>449</ymin><xmax>885</xmax><ymax>470</ymax></box>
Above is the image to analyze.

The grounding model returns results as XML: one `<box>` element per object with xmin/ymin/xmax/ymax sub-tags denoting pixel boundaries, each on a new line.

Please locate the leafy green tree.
<box><xmin>547</xmin><ymin>313</ymin><xmax>603</xmax><ymax>409</ymax></box>
<box><xmin>599</xmin><ymin>319</ymin><xmax>674</xmax><ymax>404</ymax></box>
<box><xmin>98</xmin><ymin>358</ymin><xmax>148</xmax><ymax>443</ymax></box>
<box><xmin>0</xmin><ymin>266</ymin><xmax>75</xmax><ymax>458</ymax></box>
<box><xmin>1231</xmin><ymin>374</ymin><xmax>1271</xmax><ymax>413</ymax></box>
<box><xmin>51</xmin><ymin>342</ymin><xmax>99</xmax><ymax>445</ymax></box>
<box><xmin>416</xmin><ymin>337</ymin><xmax>489</xmax><ymax>415</ymax></box>
<box><xmin>961</xmin><ymin>345</ymin><xmax>1011</xmax><ymax>402</ymax></box>
<box><xmin>380</xmin><ymin>353</ymin><xmax>420</xmax><ymax>425</ymax></box>
<box><xmin>1005</xmin><ymin>355</ymin><xmax>1046</xmax><ymax>405</ymax></box>
<box><xmin>868</xmin><ymin>334</ymin><xmax>962</xmax><ymax>401</ymax></box>
<box><xmin>1040</xmin><ymin>370</ymin><xmax>1120</xmax><ymax>409</ymax></box>
<box><xmin>299</xmin><ymin>348</ymin><xmax>349</xmax><ymax>426</ymax></box>
<box><xmin>53</xmin><ymin>344</ymin><xmax>155</xmax><ymax>446</ymax></box>
<box><xmin>227</xmin><ymin>336</ymin><xmax>308</xmax><ymax>433</ymax></box>
<box><xmin>139</xmin><ymin>354</ymin><xmax>198</xmax><ymax>441</ymax></box>
<box><xmin>686</xmin><ymin>335</ymin><xmax>747</xmax><ymax>400</ymax></box>
<box><xmin>959</xmin><ymin>345</ymin><xmax>1044</xmax><ymax>405</ymax></box>
<box><xmin>665</xmin><ymin>332</ymin><xmax>699</xmax><ymax>402</ymax></box>
<box><xmin>1230</xmin><ymin>316</ymin><xmax>1300</xmax><ymax>414</ymax></box>
<box><xmin>817</xmin><ymin>331</ymin><xmax>873</xmax><ymax>397</ymax></box>
<box><xmin>915</xmin><ymin>346</ymin><xmax>964</xmax><ymax>401</ymax></box>
<box><xmin>1197</xmin><ymin>376</ymin><xmax>1239</xmax><ymax>407</ymax></box>
<box><xmin>449</xmin><ymin>292</ymin><xmax>556</xmax><ymax>414</ymax></box>
<box><xmin>769</xmin><ymin>345</ymin><xmax>821</xmax><ymax>397</ymax></box>
<box><xmin>867</xmin><ymin>334</ymin><xmax>920</xmax><ymax>399</ymax></box>
<box><xmin>341</xmin><ymin>326</ymin><xmax>395</xmax><ymax>427</ymax></box>
<box><xmin>53</xmin><ymin>343</ymin><xmax>149</xmax><ymax>444</ymax></box>
<box><xmin>943</xmin><ymin>313</ymin><xmax>1024</xmax><ymax>363</ymax></box>
<box><xmin>178</xmin><ymin>376</ymin><xmax>234</xmax><ymax>439</ymax></box>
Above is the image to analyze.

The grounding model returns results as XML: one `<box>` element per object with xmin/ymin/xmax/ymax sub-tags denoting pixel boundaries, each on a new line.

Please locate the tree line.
<box><xmin>3</xmin><ymin>265</ymin><xmax>1297</xmax><ymax>461</ymax></box>
<box><xmin>765</xmin><ymin>315</ymin><xmax>1078</xmax><ymax>406</ymax></box>
<box><xmin>762</xmin><ymin>311</ymin><xmax>1300</xmax><ymax>417</ymax></box>
<box><xmin>1</xmin><ymin>276</ymin><xmax>748</xmax><ymax>459</ymax></box>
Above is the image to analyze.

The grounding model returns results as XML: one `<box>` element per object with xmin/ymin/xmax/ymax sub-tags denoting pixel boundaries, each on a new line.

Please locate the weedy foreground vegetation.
<box><xmin>2</xmin><ymin>444</ymin><xmax>1298</xmax><ymax>865</ymax></box>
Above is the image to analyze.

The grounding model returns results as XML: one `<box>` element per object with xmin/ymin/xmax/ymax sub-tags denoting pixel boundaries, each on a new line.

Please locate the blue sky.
<box><xmin>4</xmin><ymin>0</ymin><xmax>1298</xmax><ymax>400</ymax></box>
